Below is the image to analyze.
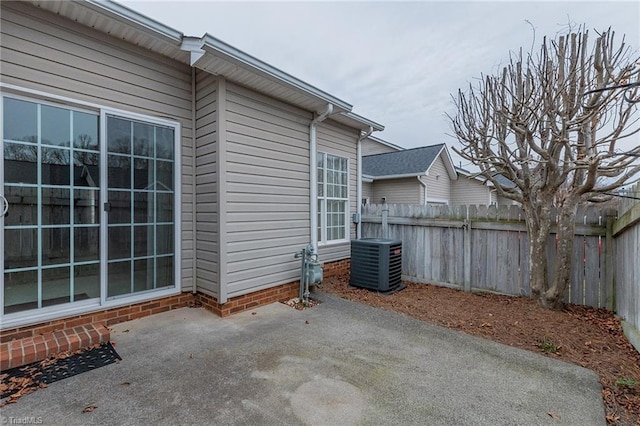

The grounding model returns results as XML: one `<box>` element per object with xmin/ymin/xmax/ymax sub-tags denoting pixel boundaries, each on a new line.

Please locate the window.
<box><xmin>317</xmin><ymin>153</ymin><xmax>348</xmax><ymax>243</ymax></box>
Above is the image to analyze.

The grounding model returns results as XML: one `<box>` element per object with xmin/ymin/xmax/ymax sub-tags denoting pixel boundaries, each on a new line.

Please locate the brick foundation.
<box><xmin>322</xmin><ymin>259</ymin><xmax>350</xmax><ymax>277</ymax></box>
<box><xmin>197</xmin><ymin>281</ymin><xmax>299</xmax><ymax>317</ymax></box>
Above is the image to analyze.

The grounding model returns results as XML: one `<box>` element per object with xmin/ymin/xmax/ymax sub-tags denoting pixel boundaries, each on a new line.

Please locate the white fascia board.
<box><xmin>86</xmin><ymin>0</ymin><xmax>184</xmax><ymax>43</ymax></box>
<box><xmin>200</xmin><ymin>34</ymin><xmax>352</xmax><ymax>112</ymax></box>
<box><xmin>338</xmin><ymin>111</ymin><xmax>384</xmax><ymax>132</ymax></box>
<box><xmin>371</xmin><ymin>172</ymin><xmax>424</xmax><ymax>181</ymax></box>
<box><xmin>362</xmin><ymin>175</ymin><xmax>374</xmax><ymax>183</ymax></box>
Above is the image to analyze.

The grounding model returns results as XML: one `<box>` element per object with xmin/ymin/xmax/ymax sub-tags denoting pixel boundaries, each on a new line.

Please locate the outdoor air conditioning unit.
<box><xmin>350</xmin><ymin>238</ymin><xmax>403</xmax><ymax>293</ymax></box>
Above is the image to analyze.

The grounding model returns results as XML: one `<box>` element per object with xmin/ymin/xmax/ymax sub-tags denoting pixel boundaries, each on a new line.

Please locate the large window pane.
<box><xmin>156</xmin><ymin>160</ymin><xmax>173</xmax><ymax>190</ymax></box>
<box><xmin>157</xmin><ymin>256</ymin><xmax>174</xmax><ymax>288</ymax></box>
<box><xmin>134</xmin><ymin>158</ymin><xmax>152</xmax><ymax>189</ymax></box>
<box><xmin>156</xmin><ymin>127</ymin><xmax>174</xmax><ymax>160</ymax></box>
<box><xmin>75</xmin><ymin>227</ymin><xmax>99</xmax><ymax>262</ymax></box>
<box><xmin>4</xmin><ymin>228</ymin><xmax>37</xmax><ymax>269</ymax></box>
<box><xmin>109</xmin><ymin>226</ymin><xmax>131</xmax><ymax>260</ymax></box>
<box><xmin>74</xmin><ymin>189</ymin><xmax>100</xmax><ymax>225</ymax></box>
<box><xmin>109</xmin><ymin>191</ymin><xmax>131</xmax><ymax>224</ymax></box>
<box><xmin>42</xmin><ymin>148</ymin><xmax>70</xmax><ymax>186</ymax></box>
<box><xmin>156</xmin><ymin>224</ymin><xmax>173</xmax><ymax>255</ymax></box>
<box><xmin>42</xmin><ymin>227</ymin><xmax>70</xmax><ymax>265</ymax></box>
<box><xmin>108</xmin><ymin>155</ymin><xmax>131</xmax><ymax>189</ymax></box>
<box><xmin>134</xmin><ymin>122</ymin><xmax>153</xmax><ymax>156</ymax></box>
<box><xmin>3</xmin><ymin>98</ymin><xmax>37</xmax><ymax>143</ymax></box>
<box><xmin>74</xmin><ymin>152</ymin><xmax>99</xmax><ymax>187</ymax></box>
<box><xmin>108</xmin><ymin>261</ymin><xmax>131</xmax><ymax>297</ymax></box>
<box><xmin>4</xmin><ymin>186</ymin><xmax>37</xmax><ymax>226</ymax></box>
<box><xmin>42</xmin><ymin>188</ymin><xmax>70</xmax><ymax>225</ymax></box>
<box><xmin>4</xmin><ymin>143</ymin><xmax>37</xmax><ymax>184</ymax></box>
<box><xmin>134</xmin><ymin>192</ymin><xmax>154</xmax><ymax>223</ymax></box>
<box><xmin>134</xmin><ymin>225</ymin><xmax>154</xmax><ymax>258</ymax></box>
<box><xmin>42</xmin><ymin>267</ymin><xmax>71</xmax><ymax>307</ymax></box>
<box><xmin>3</xmin><ymin>270</ymin><xmax>38</xmax><ymax>314</ymax></box>
<box><xmin>134</xmin><ymin>259</ymin><xmax>154</xmax><ymax>292</ymax></box>
<box><xmin>41</xmin><ymin>105</ymin><xmax>70</xmax><ymax>147</ymax></box>
<box><xmin>156</xmin><ymin>193</ymin><xmax>173</xmax><ymax>223</ymax></box>
<box><xmin>74</xmin><ymin>263</ymin><xmax>100</xmax><ymax>299</ymax></box>
<box><xmin>73</xmin><ymin>111</ymin><xmax>99</xmax><ymax>151</ymax></box>
<box><xmin>107</xmin><ymin>117</ymin><xmax>131</xmax><ymax>154</ymax></box>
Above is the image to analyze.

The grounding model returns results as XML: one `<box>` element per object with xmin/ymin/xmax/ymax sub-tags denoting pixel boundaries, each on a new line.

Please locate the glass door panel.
<box><xmin>106</xmin><ymin>115</ymin><xmax>175</xmax><ymax>299</ymax></box>
<box><xmin>2</xmin><ymin>98</ymin><xmax>100</xmax><ymax>315</ymax></box>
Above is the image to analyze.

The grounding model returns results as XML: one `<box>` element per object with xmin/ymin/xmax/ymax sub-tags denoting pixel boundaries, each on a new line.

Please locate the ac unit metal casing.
<box><xmin>350</xmin><ymin>238</ymin><xmax>402</xmax><ymax>293</ymax></box>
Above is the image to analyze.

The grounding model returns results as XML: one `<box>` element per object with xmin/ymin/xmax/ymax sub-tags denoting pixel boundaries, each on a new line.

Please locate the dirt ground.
<box><xmin>318</xmin><ymin>275</ymin><xmax>640</xmax><ymax>426</ymax></box>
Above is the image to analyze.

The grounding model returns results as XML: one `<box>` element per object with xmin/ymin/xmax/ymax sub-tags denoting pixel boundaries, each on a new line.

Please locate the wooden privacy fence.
<box><xmin>362</xmin><ymin>203</ymin><xmax>615</xmax><ymax>309</ymax></box>
<box><xmin>613</xmin><ymin>183</ymin><xmax>640</xmax><ymax>330</ymax></box>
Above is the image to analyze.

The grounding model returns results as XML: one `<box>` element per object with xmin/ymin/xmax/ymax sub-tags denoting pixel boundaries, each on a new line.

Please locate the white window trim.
<box><xmin>0</xmin><ymin>86</ymin><xmax>182</xmax><ymax>329</ymax></box>
<box><xmin>317</xmin><ymin>152</ymin><xmax>350</xmax><ymax>246</ymax></box>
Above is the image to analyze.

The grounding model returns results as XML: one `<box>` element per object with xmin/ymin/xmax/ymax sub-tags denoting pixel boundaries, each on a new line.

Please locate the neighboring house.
<box><xmin>362</xmin><ymin>135</ymin><xmax>403</xmax><ymax>156</ymax></box>
<box><xmin>363</xmin><ymin>144</ymin><xmax>516</xmax><ymax>206</ymax></box>
<box><xmin>362</xmin><ymin>144</ymin><xmax>457</xmax><ymax>205</ymax></box>
<box><xmin>0</xmin><ymin>0</ymin><xmax>384</xmax><ymax>335</ymax></box>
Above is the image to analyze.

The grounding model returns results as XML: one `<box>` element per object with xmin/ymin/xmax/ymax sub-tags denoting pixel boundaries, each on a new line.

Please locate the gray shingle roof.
<box><xmin>363</xmin><ymin>144</ymin><xmax>444</xmax><ymax>177</ymax></box>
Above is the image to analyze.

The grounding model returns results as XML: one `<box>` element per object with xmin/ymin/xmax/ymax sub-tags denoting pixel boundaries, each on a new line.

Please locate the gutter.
<box><xmin>191</xmin><ymin>67</ymin><xmax>197</xmax><ymax>294</ymax></box>
<box><xmin>418</xmin><ymin>175</ymin><xmax>428</xmax><ymax>205</ymax></box>
<box><xmin>310</xmin><ymin>104</ymin><xmax>334</xmax><ymax>253</ymax></box>
<box><xmin>357</xmin><ymin>126</ymin><xmax>374</xmax><ymax>238</ymax></box>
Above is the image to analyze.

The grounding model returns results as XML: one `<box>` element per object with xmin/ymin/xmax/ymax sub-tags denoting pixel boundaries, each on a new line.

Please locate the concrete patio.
<box><xmin>0</xmin><ymin>293</ymin><xmax>605</xmax><ymax>425</ymax></box>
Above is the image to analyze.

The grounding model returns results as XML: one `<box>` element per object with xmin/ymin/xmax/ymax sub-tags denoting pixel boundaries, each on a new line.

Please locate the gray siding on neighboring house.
<box><xmin>317</xmin><ymin>119</ymin><xmax>359</xmax><ymax>263</ymax></box>
<box><xmin>424</xmin><ymin>155</ymin><xmax>451</xmax><ymax>203</ymax></box>
<box><xmin>372</xmin><ymin>178</ymin><xmax>421</xmax><ymax>204</ymax></box>
<box><xmin>0</xmin><ymin>2</ymin><xmax>195</xmax><ymax>290</ymax></box>
<box><xmin>224</xmin><ymin>82</ymin><xmax>313</xmax><ymax>297</ymax></box>
<box><xmin>194</xmin><ymin>71</ymin><xmax>219</xmax><ymax>297</ymax></box>
<box><xmin>362</xmin><ymin>139</ymin><xmax>399</xmax><ymax>155</ymax></box>
<box><xmin>451</xmin><ymin>177</ymin><xmax>490</xmax><ymax>206</ymax></box>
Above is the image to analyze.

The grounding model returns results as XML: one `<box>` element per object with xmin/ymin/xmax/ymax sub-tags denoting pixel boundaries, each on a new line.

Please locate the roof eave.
<box><xmin>198</xmin><ymin>34</ymin><xmax>353</xmax><ymax>113</ymax></box>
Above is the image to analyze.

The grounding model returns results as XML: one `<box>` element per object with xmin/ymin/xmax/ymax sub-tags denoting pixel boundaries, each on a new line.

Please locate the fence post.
<box><xmin>463</xmin><ymin>218</ymin><xmax>471</xmax><ymax>292</ymax></box>
<box><xmin>604</xmin><ymin>213</ymin><xmax>615</xmax><ymax>311</ymax></box>
<box><xmin>382</xmin><ymin>202</ymin><xmax>389</xmax><ymax>239</ymax></box>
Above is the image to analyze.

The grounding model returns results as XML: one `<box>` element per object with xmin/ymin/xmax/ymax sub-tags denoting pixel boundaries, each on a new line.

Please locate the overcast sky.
<box><xmin>122</xmin><ymin>1</ymin><xmax>640</xmax><ymax>168</ymax></box>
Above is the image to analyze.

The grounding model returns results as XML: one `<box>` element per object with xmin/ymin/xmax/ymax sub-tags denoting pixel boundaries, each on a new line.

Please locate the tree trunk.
<box><xmin>542</xmin><ymin>200</ymin><xmax>580</xmax><ymax>309</ymax></box>
<box><xmin>523</xmin><ymin>201</ymin><xmax>553</xmax><ymax>302</ymax></box>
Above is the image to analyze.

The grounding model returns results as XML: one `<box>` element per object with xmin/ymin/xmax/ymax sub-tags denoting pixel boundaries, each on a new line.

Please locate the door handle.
<box><xmin>1</xmin><ymin>194</ymin><xmax>8</xmax><ymax>216</ymax></box>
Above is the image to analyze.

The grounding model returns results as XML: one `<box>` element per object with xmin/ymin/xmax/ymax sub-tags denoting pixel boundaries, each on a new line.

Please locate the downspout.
<box><xmin>418</xmin><ymin>175</ymin><xmax>428</xmax><ymax>205</ymax></box>
<box><xmin>310</xmin><ymin>104</ymin><xmax>334</xmax><ymax>253</ymax></box>
<box><xmin>191</xmin><ymin>66</ymin><xmax>197</xmax><ymax>294</ymax></box>
<box><xmin>356</xmin><ymin>126</ymin><xmax>374</xmax><ymax>239</ymax></box>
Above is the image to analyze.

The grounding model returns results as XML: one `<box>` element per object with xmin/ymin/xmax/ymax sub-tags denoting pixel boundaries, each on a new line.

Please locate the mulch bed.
<box><xmin>319</xmin><ymin>275</ymin><xmax>640</xmax><ymax>426</ymax></box>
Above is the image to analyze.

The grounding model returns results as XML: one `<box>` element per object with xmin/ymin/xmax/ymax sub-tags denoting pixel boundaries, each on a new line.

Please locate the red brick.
<box><xmin>150</xmin><ymin>306</ymin><xmax>170</xmax><ymax>315</ymax></box>
<box><xmin>1</xmin><ymin>330</ymin><xmax>32</xmax><ymax>344</ymax></box>
<box><xmin>23</xmin><ymin>344</ymin><xmax>37</xmax><ymax>365</ymax></box>
<box><xmin>10</xmin><ymin>347</ymin><xmax>23</xmax><ymax>364</ymax></box>
<box><xmin>64</xmin><ymin>317</ymin><xmax>91</xmax><ymax>329</ymax></box>
<box><xmin>34</xmin><ymin>324</ymin><xmax>59</xmax><ymax>335</ymax></box>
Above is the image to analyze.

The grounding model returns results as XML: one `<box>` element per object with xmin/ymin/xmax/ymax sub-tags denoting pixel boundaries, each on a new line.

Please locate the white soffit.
<box><xmin>332</xmin><ymin>111</ymin><xmax>384</xmax><ymax>132</ymax></box>
<box><xmin>27</xmin><ymin>0</ymin><xmax>190</xmax><ymax>63</ymax></box>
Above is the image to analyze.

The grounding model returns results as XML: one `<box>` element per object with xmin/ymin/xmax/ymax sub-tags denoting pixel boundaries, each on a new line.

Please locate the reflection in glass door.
<box><xmin>106</xmin><ymin>115</ymin><xmax>175</xmax><ymax>298</ymax></box>
<box><xmin>2</xmin><ymin>97</ymin><xmax>100</xmax><ymax>314</ymax></box>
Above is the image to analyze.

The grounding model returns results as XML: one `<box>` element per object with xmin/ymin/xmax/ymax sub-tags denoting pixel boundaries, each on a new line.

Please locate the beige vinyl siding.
<box><xmin>362</xmin><ymin>139</ymin><xmax>399</xmax><ymax>155</ymax></box>
<box><xmin>0</xmin><ymin>2</ymin><xmax>195</xmax><ymax>290</ymax></box>
<box><xmin>425</xmin><ymin>155</ymin><xmax>451</xmax><ymax>203</ymax></box>
<box><xmin>317</xmin><ymin>119</ymin><xmax>359</xmax><ymax>262</ymax></box>
<box><xmin>362</xmin><ymin>182</ymin><xmax>373</xmax><ymax>203</ymax></box>
<box><xmin>451</xmin><ymin>177</ymin><xmax>491</xmax><ymax>206</ymax></box>
<box><xmin>372</xmin><ymin>178</ymin><xmax>422</xmax><ymax>204</ymax></box>
<box><xmin>224</xmin><ymin>82</ymin><xmax>312</xmax><ymax>297</ymax></box>
<box><xmin>194</xmin><ymin>71</ymin><xmax>219</xmax><ymax>297</ymax></box>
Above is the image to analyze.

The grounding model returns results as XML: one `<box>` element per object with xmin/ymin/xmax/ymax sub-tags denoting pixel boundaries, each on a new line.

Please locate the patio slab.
<box><xmin>0</xmin><ymin>293</ymin><xmax>605</xmax><ymax>425</ymax></box>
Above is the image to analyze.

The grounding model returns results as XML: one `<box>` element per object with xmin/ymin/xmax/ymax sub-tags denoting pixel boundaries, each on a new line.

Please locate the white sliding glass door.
<box><xmin>1</xmin><ymin>94</ymin><xmax>179</xmax><ymax>321</ymax></box>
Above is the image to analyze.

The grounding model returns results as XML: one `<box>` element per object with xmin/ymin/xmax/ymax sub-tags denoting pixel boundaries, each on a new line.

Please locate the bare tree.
<box><xmin>449</xmin><ymin>28</ymin><xmax>640</xmax><ymax>309</ymax></box>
